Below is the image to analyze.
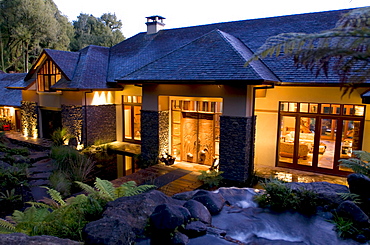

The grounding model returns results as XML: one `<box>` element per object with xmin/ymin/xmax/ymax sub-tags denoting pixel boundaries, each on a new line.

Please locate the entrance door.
<box><xmin>41</xmin><ymin>109</ymin><xmax>62</xmax><ymax>139</ymax></box>
<box><xmin>181</xmin><ymin>112</ymin><xmax>214</xmax><ymax>166</ymax></box>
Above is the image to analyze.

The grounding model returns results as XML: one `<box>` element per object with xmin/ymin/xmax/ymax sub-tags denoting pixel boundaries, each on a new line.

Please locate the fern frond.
<box><xmin>338</xmin><ymin>192</ymin><xmax>362</xmax><ymax>204</ymax></box>
<box><xmin>43</xmin><ymin>187</ymin><xmax>65</xmax><ymax>207</ymax></box>
<box><xmin>75</xmin><ymin>181</ymin><xmax>97</xmax><ymax>195</ymax></box>
<box><xmin>117</xmin><ymin>181</ymin><xmax>156</xmax><ymax>197</ymax></box>
<box><xmin>94</xmin><ymin>177</ymin><xmax>115</xmax><ymax>201</ymax></box>
<box><xmin>0</xmin><ymin>218</ymin><xmax>15</xmax><ymax>233</ymax></box>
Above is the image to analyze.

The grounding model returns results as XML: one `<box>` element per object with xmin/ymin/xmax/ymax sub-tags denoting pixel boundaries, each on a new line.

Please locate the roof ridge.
<box><xmin>217</xmin><ymin>30</ymin><xmax>281</xmax><ymax>82</ymax></box>
<box><xmin>118</xmin><ymin>28</ymin><xmax>230</xmax><ymax>80</ymax></box>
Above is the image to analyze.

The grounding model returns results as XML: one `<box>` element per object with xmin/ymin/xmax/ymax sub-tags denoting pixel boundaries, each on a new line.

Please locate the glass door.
<box><xmin>318</xmin><ymin>118</ymin><xmax>337</xmax><ymax>169</ymax></box>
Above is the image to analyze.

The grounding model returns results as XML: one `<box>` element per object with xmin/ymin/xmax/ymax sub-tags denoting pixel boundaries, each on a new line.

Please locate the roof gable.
<box><xmin>119</xmin><ymin>29</ymin><xmax>279</xmax><ymax>82</ymax></box>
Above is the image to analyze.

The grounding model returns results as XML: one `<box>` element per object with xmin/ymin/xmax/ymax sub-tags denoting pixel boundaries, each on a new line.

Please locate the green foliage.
<box><xmin>51</xmin><ymin>128</ymin><xmax>71</xmax><ymax>146</ymax></box>
<box><xmin>50</xmin><ymin>145</ymin><xmax>95</xmax><ymax>195</ymax></box>
<box><xmin>254</xmin><ymin>179</ymin><xmax>320</xmax><ymax>215</ymax></box>
<box><xmin>48</xmin><ymin>171</ymin><xmax>71</xmax><ymax>197</ymax></box>
<box><xmin>70</xmin><ymin>13</ymin><xmax>125</xmax><ymax>51</ymax></box>
<box><xmin>76</xmin><ymin>177</ymin><xmax>156</xmax><ymax>202</ymax></box>
<box><xmin>198</xmin><ymin>170</ymin><xmax>224</xmax><ymax>188</ymax></box>
<box><xmin>0</xmin><ymin>143</ymin><xmax>29</xmax><ymax>157</ymax></box>
<box><xmin>0</xmin><ymin>0</ymin><xmax>72</xmax><ymax>72</ymax></box>
<box><xmin>246</xmin><ymin>7</ymin><xmax>370</xmax><ymax>96</ymax></box>
<box><xmin>338</xmin><ymin>192</ymin><xmax>362</xmax><ymax>205</ymax></box>
<box><xmin>339</xmin><ymin>151</ymin><xmax>370</xmax><ymax>177</ymax></box>
<box><xmin>330</xmin><ymin>213</ymin><xmax>360</xmax><ymax>239</ymax></box>
<box><xmin>0</xmin><ymin>178</ymin><xmax>155</xmax><ymax>240</ymax></box>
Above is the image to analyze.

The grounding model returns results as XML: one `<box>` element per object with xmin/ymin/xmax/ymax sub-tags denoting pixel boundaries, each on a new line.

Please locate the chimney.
<box><xmin>146</xmin><ymin>15</ymin><xmax>165</xmax><ymax>34</ymax></box>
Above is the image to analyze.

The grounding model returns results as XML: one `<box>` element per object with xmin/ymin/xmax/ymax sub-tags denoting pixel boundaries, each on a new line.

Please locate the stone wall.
<box><xmin>84</xmin><ymin>104</ymin><xmax>116</xmax><ymax>146</ymax></box>
<box><xmin>61</xmin><ymin>105</ymin><xmax>83</xmax><ymax>144</ymax></box>
<box><xmin>20</xmin><ymin>101</ymin><xmax>38</xmax><ymax>137</ymax></box>
<box><xmin>219</xmin><ymin>115</ymin><xmax>256</xmax><ymax>182</ymax></box>
<box><xmin>141</xmin><ymin>110</ymin><xmax>159</xmax><ymax>164</ymax></box>
<box><xmin>159</xmin><ymin>110</ymin><xmax>169</xmax><ymax>155</ymax></box>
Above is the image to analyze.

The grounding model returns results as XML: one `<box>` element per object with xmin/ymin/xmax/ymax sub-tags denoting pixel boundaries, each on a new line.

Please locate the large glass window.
<box><xmin>123</xmin><ymin>96</ymin><xmax>142</xmax><ymax>142</ymax></box>
<box><xmin>278</xmin><ymin>101</ymin><xmax>365</xmax><ymax>175</ymax></box>
<box><xmin>37</xmin><ymin>59</ymin><xmax>62</xmax><ymax>92</ymax></box>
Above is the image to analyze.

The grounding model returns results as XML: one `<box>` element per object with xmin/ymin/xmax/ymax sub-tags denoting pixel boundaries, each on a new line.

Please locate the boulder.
<box><xmin>183</xmin><ymin>199</ymin><xmax>212</xmax><ymax>224</ymax></box>
<box><xmin>173</xmin><ymin>190</ymin><xmax>198</xmax><ymax>201</ymax></box>
<box><xmin>347</xmin><ymin>173</ymin><xmax>370</xmax><ymax>200</ymax></box>
<box><xmin>150</xmin><ymin>203</ymin><xmax>191</xmax><ymax>231</ymax></box>
<box><xmin>336</xmin><ymin>200</ymin><xmax>370</xmax><ymax>226</ymax></box>
<box><xmin>0</xmin><ymin>233</ymin><xmax>80</xmax><ymax>245</ymax></box>
<box><xmin>191</xmin><ymin>190</ymin><xmax>225</xmax><ymax>215</ymax></box>
<box><xmin>182</xmin><ymin>221</ymin><xmax>207</xmax><ymax>238</ymax></box>
<box><xmin>170</xmin><ymin>231</ymin><xmax>189</xmax><ymax>245</ymax></box>
<box><xmin>102</xmin><ymin>190</ymin><xmax>183</xmax><ymax>236</ymax></box>
<box><xmin>83</xmin><ymin>217</ymin><xmax>136</xmax><ymax>245</ymax></box>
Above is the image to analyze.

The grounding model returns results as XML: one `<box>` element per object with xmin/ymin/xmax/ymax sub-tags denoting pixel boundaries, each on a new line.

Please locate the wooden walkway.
<box><xmin>111</xmin><ymin>162</ymin><xmax>209</xmax><ymax>196</ymax></box>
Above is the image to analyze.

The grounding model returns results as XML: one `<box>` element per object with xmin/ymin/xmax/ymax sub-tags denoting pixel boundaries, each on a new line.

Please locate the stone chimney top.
<box><xmin>146</xmin><ymin>15</ymin><xmax>165</xmax><ymax>34</ymax></box>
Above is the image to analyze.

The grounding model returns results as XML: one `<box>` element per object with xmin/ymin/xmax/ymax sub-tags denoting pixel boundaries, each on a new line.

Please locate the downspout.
<box><xmin>84</xmin><ymin>90</ymin><xmax>93</xmax><ymax>147</ymax></box>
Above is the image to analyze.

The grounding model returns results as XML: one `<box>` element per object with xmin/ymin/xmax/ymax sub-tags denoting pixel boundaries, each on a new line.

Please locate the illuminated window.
<box><xmin>37</xmin><ymin>59</ymin><xmax>61</xmax><ymax>92</ymax></box>
<box><xmin>123</xmin><ymin>96</ymin><xmax>142</xmax><ymax>142</ymax></box>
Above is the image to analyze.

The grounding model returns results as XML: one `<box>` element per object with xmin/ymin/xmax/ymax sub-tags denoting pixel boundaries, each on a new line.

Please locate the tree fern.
<box><xmin>245</xmin><ymin>7</ymin><xmax>370</xmax><ymax>96</ymax></box>
<box><xmin>339</xmin><ymin>151</ymin><xmax>370</xmax><ymax>177</ymax></box>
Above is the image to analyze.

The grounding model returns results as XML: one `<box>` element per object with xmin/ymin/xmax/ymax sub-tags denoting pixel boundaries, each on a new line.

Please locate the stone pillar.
<box><xmin>219</xmin><ymin>115</ymin><xmax>256</xmax><ymax>182</ymax></box>
<box><xmin>159</xmin><ymin>110</ymin><xmax>169</xmax><ymax>155</ymax></box>
<box><xmin>20</xmin><ymin>101</ymin><xmax>38</xmax><ymax>137</ymax></box>
<box><xmin>141</xmin><ymin>110</ymin><xmax>160</xmax><ymax>164</ymax></box>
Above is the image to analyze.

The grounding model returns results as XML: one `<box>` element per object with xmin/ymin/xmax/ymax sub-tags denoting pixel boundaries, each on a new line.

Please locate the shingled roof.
<box><xmin>0</xmin><ymin>73</ymin><xmax>26</xmax><ymax>107</ymax></box>
<box><xmin>111</xmin><ymin>8</ymin><xmax>353</xmax><ymax>84</ymax></box>
<box><xmin>15</xmin><ymin>8</ymin><xmax>361</xmax><ymax>90</ymax></box>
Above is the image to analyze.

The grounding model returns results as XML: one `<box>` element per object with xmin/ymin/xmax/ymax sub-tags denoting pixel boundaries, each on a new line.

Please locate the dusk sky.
<box><xmin>53</xmin><ymin>0</ymin><xmax>369</xmax><ymax>38</ymax></box>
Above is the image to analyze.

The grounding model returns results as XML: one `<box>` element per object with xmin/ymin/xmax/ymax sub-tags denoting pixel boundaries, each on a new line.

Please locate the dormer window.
<box><xmin>37</xmin><ymin>59</ymin><xmax>61</xmax><ymax>92</ymax></box>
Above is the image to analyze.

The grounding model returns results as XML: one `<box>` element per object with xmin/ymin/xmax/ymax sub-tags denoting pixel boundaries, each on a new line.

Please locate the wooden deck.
<box><xmin>111</xmin><ymin>162</ymin><xmax>209</xmax><ymax>196</ymax></box>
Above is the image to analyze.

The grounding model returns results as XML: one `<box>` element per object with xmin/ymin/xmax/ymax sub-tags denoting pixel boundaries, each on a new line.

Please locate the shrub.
<box><xmin>0</xmin><ymin>178</ymin><xmax>156</xmax><ymax>241</ymax></box>
<box><xmin>198</xmin><ymin>170</ymin><xmax>224</xmax><ymax>188</ymax></box>
<box><xmin>51</xmin><ymin>128</ymin><xmax>71</xmax><ymax>146</ymax></box>
<box><xmin>254</xmin><ymin>179</ymin><xmax>320</xmax><ymax>215</ymax></box>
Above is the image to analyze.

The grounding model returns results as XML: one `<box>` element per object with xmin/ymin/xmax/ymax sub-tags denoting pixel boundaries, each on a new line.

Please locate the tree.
<box><xmin>70</xmin><ymin>13</ymin><xmax>125</xmax><ymax>51</ymax></box>
<box><xmin>246</xmin><ymin>7</ymin><xmax>370</xmax><ymax>96</ymax></box>
<box><xmin>0</xmin><ymin>0</ymin><xmax>72</xmax><ymax>72</ymax></box>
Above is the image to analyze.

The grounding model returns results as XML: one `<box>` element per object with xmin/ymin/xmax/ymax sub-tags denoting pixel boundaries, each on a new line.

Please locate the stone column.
<box><xmin>141</xmin><ymin>110</ymin><xmax>160</xmax><ymax>164</ymax></box>
<box><xmin>159</xmin><ymin>110</ymin><xmax>169</xmax><ymax>155</ymax></box>
<box><xmin>219</xmin><ymin>115</ymin><xmax>256</xmax><ymax>182</ymax></box>
<box><xmin>20</xmin><ymin>101</ymin><xmax>38</xmax><ymax>137</ymax></box>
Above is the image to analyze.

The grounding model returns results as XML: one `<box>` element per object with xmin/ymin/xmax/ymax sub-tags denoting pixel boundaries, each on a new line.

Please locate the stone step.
<box><xmin>28</xmin><ymin>172</ymin><xmax>51</xmax><ymax>180</ymax></box>
<box><xmin>29</xmin><ymin>179</ymin><xmax>49</xmax><ymax>187</ymax></box>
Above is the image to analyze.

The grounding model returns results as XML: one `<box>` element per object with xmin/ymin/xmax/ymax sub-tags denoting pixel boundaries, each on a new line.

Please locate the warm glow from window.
<box><xmin>4</xmin><ymin>107</ymin><xmax>14</xmax><ymax>116</ymax></box>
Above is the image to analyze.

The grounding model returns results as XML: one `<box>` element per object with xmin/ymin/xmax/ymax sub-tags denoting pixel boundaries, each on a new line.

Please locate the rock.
<box><xmin>206</xmin><ymin>227</ymin><xmax>227</xmax><ymax>237</ymax></box>
<box><xmin>217</xmin><ymin>187</ymin><xmax>259</xmax><ymax>208</ymax></box>
<box><xmin>170</xmin><ymin>231</ymin><xmax>189</xmax><ymax>245</ymax></box>
<box><xmin>192</xmin><ymin>190</ymin><xmax>225</xmax><ymax>215</ymax></box>
<box><xmin>150</xmin><ymin>203</ymin><xmax>191</xmax><ymax>231</ymax></box>
<box><xmin>173</xmin><ymin>190</ymin><xmax>198</xmax><ymax>201</ymax></box>
<box><xmin>336</xmin><ymin>200</ymin><xmax>370</xmax><ymax>226</ymax></box>
<box><xmin>0</xmin><ymin>233</ymin><xmax>80</xmax><ymax>245</ymax></box>
<box><xmin>347</xmin><ymin>173</ymin><xmax>370</xmax><ymax>200</ymax></box>
<box><xmin>83</xmin><ymin>217</ymin><xmax>136</xmax><ymax>245</ymax></box>
<box><xmin>183</xmin><ymin>199</ymin><xmax>212</xmax><ymax>224</ymax></box>
<box><xmin>102</xmin><ymin>190</ymin><xmax>183</xmax><ymax>236</ymax></box>
<box><xmin>182</xmin><ymin>221</ymin><xmax>207</xmax><ymax>238</ymax></box>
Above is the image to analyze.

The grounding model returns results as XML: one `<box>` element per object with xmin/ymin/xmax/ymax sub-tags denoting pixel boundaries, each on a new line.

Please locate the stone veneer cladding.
<box><xmin>219</xmin><ymin>115</ymin><xmax>255</xmax><ymax>182</ymax></box>
<box><xmin>84</xmin><ymin>104</ymin><xmax>116</xmax><ymax>146</ymax></box>
<box><xmin>61</xmin><ymin>105</ymin><xmax>83</xmax><ymax>143</ymax></box>
<box><xmin>141</xmin><ymin>110</ymin><xmax>159</xmax><ymax>163</ymax></box>
<box><xmin>20</xmin><ymin>101</ymin><xmax>38</xmax><ymax>137</ymax></box>
<box><xmin>159</xmin><ymin>111</ymin><xmax>169</xmax><ymax>155</ymax></box>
